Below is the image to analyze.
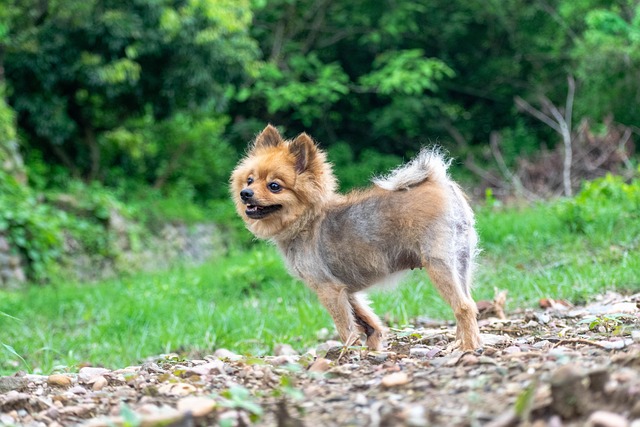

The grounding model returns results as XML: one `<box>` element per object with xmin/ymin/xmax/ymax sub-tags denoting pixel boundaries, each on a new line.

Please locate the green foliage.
<box><xmin>4</xmin><ymin>0</ymin><xmax>258</xmax><ymax>183</ymax></box>
<box><xmin>0</xmin><ymin>172</ymin><xmax>129</xmax><ymax>281</ymax></box>
<box><xmin>219</xmin><ymin>385</ymin><xmax>264</xmax><ymax>421</ymax></box>
<box><xmin>571</xmin><ymin>2</ymin><xmax>640</xmax><ymax>124</ymax></box>
<box><xmin>0</xmin><ymin>172</ymin><xmax>64</xmax><ymax>280</ymax></box>
<box><xmin>0</xmin><ymin>86</ymin><xmax>17</xmax><ymax>144</ymax></box>
<box><xmin>557</xmin><ymin>173</ymin><xmax>640</xmax><ymax>234</ymax></box>
<box><xmin>250</xmin><ymin>54</ymin><xmax>350</xmax><ymax>126</ymax></box>
<box><xmin>358</xmin><ymin>49</ymin><xmax>454</xmax><ymax>95</ymax></box>
<box><xmin>328</xmin><ymin>143</ymin><xmax>402</xmax><ymax>191</ymax></box>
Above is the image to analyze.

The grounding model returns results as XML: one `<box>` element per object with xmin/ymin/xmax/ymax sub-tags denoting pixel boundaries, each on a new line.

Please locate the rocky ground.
<box><xmin>1</xmin><ymin>291</ymin><xmax>639</xmax><ymax>427</ymax></box>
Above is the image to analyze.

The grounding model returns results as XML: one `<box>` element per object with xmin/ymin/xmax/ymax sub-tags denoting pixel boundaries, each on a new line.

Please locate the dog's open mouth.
<box><xmin>245</xmin><ymin>204</ymin><xmax>282</xmax><ymax>219</ymax></box>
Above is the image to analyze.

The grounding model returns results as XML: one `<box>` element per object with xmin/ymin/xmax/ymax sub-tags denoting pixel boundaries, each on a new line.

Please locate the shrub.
<box><xmin>557</xmin><ymin>172</ymin><xmax>640</xmax><ymax>234</ymax></box>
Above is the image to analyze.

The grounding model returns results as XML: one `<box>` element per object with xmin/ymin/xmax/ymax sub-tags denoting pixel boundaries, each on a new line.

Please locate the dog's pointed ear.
<box><xmin>289</xmin><ymin>133</ymin><xmax>316</xmax><ymax>174</ymax></box>
<box><xmin>253</xmin><ymin>124</ymin><xmax>283</xmax><ymax>150</ymax></box>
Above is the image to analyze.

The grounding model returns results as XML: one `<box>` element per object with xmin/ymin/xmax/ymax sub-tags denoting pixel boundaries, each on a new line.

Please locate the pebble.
<box><xmin>184</xmin><ymin>360</ymin><xmax>225</xmax><ymax>376</ymax></box>
<box><xmin>550</xmin><ymin>364</ymin><xmax>588</xmax><ymax>418</ymax></box>
<box><xmin>47</xmin><ymin>374</ymin><xmax>72</xmax><ymax>388</ymax></box>
<box><xmin>381</xmin><ymin>372</ymin><xmax>410</xmax><ymax>388</ymax></box>
<box><xmin>274</xmin><ymin>343</ymin><xmax>299</xmax><ymax>356</ymax></box>
<box><xmin>177</xmin><ymin>396</ymin><xmax>216</xmax><ymax>417</ymax></box>
<box><xmin>632</xmin><ymin>330</ymin><xmax>640</xmax><ymax>343</ymax></box>
<box><xmin>480</xmin><ymin>333</ymin><xmax>511</xmax><ymax>346</ymax></box>
<box><xmin>532</xmin><ymin>340</ymin><xmax>552</xmax><ymax>350</ymax></box>
<box><xmin>501</xmin><ymin>345</ymin><xmax>522</xmax><ymax>354</ymax></box>
<box><xmin>267</xmin><ymin>355</ymin><xmax>300</xmax><ymax>366</ymax></box>
<box><xmin>409</xmin><ymin>347</ymin><xmax>431</xmax><ymax>358</ymax></box>
<box><xmin>78</xmin><ymin>367</ymin><xmax>110</xmax><ymax>383</ymax></box>
<box><xmin>586</xmin><ymin>411</ymin><xmax>629</xmax><ymax>427</ymax></box>
<box><xmin>0</xmin><ymin>376</ymin><xmax>28</xmax><ymax>393</ymax></box>
<box><xmin>212</xmin><ymin>349</ymin><xmax>243</xmax><ymax>361</ymax></box>
<box><xmin>157</xmin><ymin>382</ymin><xmax>196</xmax><ymax>396</ymax></box>
<box><xmin>308</xmin><ymin>358</ymin><xmax>332</xmax><ymax>373</ymax></box>
<box><xmin>92</xmin><ymin>376</ymin><xmax>109</xmax><ymax>391</ymax></box>
<box><xmin>368</xmin><ymin>351</ymin><xmax>394</xmax><ymax>364</ymax></box>
<box><xmin>69</xmin><ymin>385</ymin><xmax>87</xmax><ymax>394</ymax></box>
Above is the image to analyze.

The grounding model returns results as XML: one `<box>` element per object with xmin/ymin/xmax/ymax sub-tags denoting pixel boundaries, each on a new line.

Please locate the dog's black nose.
<box><xmin>240</xmin><ymin>188</ymin><xmax>254</xmax><ymax>201</ymax></box>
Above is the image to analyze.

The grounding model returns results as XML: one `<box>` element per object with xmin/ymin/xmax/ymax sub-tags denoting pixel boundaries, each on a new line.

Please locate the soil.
<box><xmin>1</xmin><ymin>291</ymin><xmax>639</xmax><ymax>427</ymax></box>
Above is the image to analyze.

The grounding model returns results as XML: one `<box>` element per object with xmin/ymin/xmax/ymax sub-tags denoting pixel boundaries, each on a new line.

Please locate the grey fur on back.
<box><xmin>373</xmin><ymin>148</ymin><xmax>451</xmax><ymax>191</ymax></box>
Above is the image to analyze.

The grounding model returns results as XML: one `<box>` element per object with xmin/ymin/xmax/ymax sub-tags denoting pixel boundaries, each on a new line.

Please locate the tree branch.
<box><xmin>515</xmin><ymin>96</ymin><xmax>562</xmax><ymax>134</ymax></box>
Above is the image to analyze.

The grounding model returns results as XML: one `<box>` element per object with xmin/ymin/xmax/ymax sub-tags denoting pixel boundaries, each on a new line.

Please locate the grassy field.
<box><xmin>1</xmin><ymin>175</ymin><xmax>639</xmax><ymax>375</ymax></box>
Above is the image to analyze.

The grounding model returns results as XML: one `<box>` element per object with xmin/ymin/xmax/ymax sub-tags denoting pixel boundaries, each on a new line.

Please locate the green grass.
<box><xmin>1</xmin><ymin>175</ymin><xmax>639</xmax><ymax>375</ymax></box>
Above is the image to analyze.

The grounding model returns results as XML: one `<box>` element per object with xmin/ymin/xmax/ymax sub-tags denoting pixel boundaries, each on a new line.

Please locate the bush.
<box><xmin>557</xmin><ymin>172</ymin><xmax>640</xmax><ymax>234</ymax></box>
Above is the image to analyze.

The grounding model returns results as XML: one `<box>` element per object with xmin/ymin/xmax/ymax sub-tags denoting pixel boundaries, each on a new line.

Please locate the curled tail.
<box><xmin>373</xmin><ymin>148</ymin><xmax>451</xmax><ymax>191</ymax></box>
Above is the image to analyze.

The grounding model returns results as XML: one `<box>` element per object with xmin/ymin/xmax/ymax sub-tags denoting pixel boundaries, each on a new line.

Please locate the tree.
<box><xmin>3</xmin><ymin>0</ymin><xmax>258</xmax><ymax>183</ymax></box>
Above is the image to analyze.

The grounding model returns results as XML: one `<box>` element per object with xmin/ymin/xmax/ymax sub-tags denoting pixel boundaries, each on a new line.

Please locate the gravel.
<box><xmin>1</xmin><ymin>291</ymin><xmax>639</xmax><ymax>427</ymax></box>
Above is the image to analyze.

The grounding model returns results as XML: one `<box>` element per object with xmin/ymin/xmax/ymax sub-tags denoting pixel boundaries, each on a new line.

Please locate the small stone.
<box><xmin>409</xmin><ymin>347</ymin><xmax>431</xmax><ymax>358</ymax></box>
<box><xmin>78</xmin><ymin>367</ymin><xmax>110</xmax><ymax>383</ymax></box>
<box><xmin>354</xmin><ymin>393</ymin><xmax>368</xmax><ymax>406</ymax></box>
<box><xmin>535</xmin><ymin>312</ymin><xmax>551</xmax><ymax>324</ymax></box>
<box><xmin>631</xmin><ymin>330</ymin><xmax>640</xmax><ymax>343</ymax></box>
<box><xmin>401</xmin><ymin>404</ymin><xmax>428</xmax><ymax>427</ymax></box>
<box><xmin>550</xmin><ymin>364</ymin><xmax>588</xmax><ymax>418</ymax></box>
<box><xmin>69</xmin><ymin>385</ymin><xmax>87</xmax><ymax>394</ymax></box>
<box><xmin>480</xmin><ymin>333</ymin><xmax>511</xmax><ymax>346</ymax></box>
<box><xmin>92</xmin><ymin>376</ymin><xmax>108</xmax><ymax>391</ymax></box>
<box><xmin>47</xmin><ymin>374</ymin><xmax>72</xmax><ymax>388</ymax></box>
<box><xmin>268</xmin><ymin>355</ymin><xmax>300</xmax><ymax>366</ymax></box>
<box><xmin>0</xmin><ymin>414</ymin><xmax>15</xmax><ymax>425</ymax></box>
<box><xmin>177</xmin><ymin>396</ymin><xmax>216</xmax><ymax>417</ymax></box>
<box><xmin>274</xmin><ymin>343</ymin><xmax>299</xmax><ymax>356</ymax></box>
<box><xmin>459</xmin><ymin>354</ymin><xmax>479</xmax><ymax>366</ymax></box>
<box><xmin>0</xmin><ymin>376</ymin><xmax>28</xmax><ymax>393</ymax></box>
<box><xmin>586</xmin><ymin>411</ymin><xmax>629</xmax><ymax>427</ymax></box>
<box><xmin>212</xmin><ymin>349</ymin><xmax>243</xmax><ymax>361</ymax></box>
<box><xmin>184</xmin><ymin>360</ymin><xmax>225</xmax><ymax>376</ymax></box>
<box><xmin>316</xmin><ymin>340</ymin><xmax>343</xmax><ymax>355</ymax></box>
<box><xmin>381</xmin><ymin>372</ymin><xmax>410</xmax><ymax>388</ymax></box>
<box><xmin>502</xmin><ymin>346</ymin><xmax>522</xmax><ymax>354</ymax></box>
<box><xmin>158</xmin><ymin>382</ymin><xmax>197</xmax><ymax>396</ymax></box>
<box><xmin>368</xmin><ymin>351</ymin><xmax>394</xmax><ymax>364</ymax></box>
<box><xmin>532</xmin><ymin>340</ymin><xmax>552</xmax><ymax>350</ymax></box>
<box><xmin>308</xmin><ymin>358</ymin><xmax>332</xmax><ymax>373</ymax></box>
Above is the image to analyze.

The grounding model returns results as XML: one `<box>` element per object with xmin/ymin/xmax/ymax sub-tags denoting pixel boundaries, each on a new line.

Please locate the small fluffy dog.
<box><xmin>230</xmin><ymin>125</ymin><xmax>481</xmax><ymax>351</ymax></box>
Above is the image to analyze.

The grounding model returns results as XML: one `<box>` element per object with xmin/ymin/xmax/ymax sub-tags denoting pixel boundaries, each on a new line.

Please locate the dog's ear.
<box><xmin>253</xmin><ymin>124</ymin><xmax>283</xmax><ymax>150</ymax></box>
<box><xmin>289</xmin><ymin>133</ymin><xmax>316</xmax><ymax>174</ymax></box>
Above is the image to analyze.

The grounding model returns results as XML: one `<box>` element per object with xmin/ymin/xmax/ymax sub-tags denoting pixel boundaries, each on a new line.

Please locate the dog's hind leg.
<box><xmin>349</xmin><ymin>293</ymin><xmax>384</xmax><ymax>351</ymax></box>
<box><xmin>423</xmin><ymin>257</ymin><xmax>480</xmax><ymax>351</ymax></box>
<box><xmin>314</xmin><ymin>284</ymin><xmax>360</xmax><ymax>347</ymax></box>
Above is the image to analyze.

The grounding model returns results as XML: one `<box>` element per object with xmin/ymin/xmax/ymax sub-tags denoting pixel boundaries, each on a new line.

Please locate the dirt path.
<box><xmin>1</xmin><ymin>292</ymin><xmax>639</xmax><ymax>427</ymax></box>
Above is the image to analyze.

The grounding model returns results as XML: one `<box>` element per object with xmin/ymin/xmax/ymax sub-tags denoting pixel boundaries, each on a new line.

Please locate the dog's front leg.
<box><xmin>313</xmin><ymin>283</ymin><xmax>360</xmax><ymax>347</ymax></box>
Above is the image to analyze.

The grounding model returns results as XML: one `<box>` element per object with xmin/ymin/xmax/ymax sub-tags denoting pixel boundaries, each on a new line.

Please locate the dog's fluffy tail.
<box><xmin>373</xmin><ymin>148</ymin><xmax>451</xmax><ymax>191</ymax></box>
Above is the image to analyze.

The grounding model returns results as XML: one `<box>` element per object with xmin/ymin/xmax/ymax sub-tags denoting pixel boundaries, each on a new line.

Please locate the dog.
<box><xmin>230</xmin><ymin>125</ymin><xmax>481</xmax><ymax>351</ymax></box>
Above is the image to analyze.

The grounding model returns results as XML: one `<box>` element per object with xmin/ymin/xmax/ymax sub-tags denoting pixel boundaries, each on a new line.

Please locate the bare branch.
<box><xmin>515</xmin><ymin>96</ymin><xmax>562</xmax><ymax>134</ymax></box>
<box><xmin>489</xmin><ymin>131</ymin><xmax>538</xmax><ymax>200</ymax></box>
<box><xmin>565</xmin><ymin>75</ymin><xmax>576</xmax><ymax>131</ymax></box>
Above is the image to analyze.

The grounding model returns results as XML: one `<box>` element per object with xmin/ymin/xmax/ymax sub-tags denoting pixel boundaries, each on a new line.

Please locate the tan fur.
<box><xmin>230</xmin><ymin>125</ymin><xmax>481</xmax><ymax>351</ymax></box>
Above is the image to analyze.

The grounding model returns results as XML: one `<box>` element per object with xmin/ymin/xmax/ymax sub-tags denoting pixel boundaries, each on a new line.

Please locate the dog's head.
<box><xmin>230</xmin><ymin>125</ymin><xmax>337</xmax><ymax>239</ymax></box>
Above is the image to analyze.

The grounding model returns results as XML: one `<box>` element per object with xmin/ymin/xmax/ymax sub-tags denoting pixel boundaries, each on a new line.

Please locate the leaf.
<box><xmin>0</xmin><ymin>311</ymin><xmax>21</xmax><ymax>321</ymax></box>
<box><xmin>514</xmin><ymin>379</ymin><xmax>538</xmax><ymax>421</ymax></box>
<box><xmin>120</xmin><ymin>402</ymin><xmax>141</xmax><ymax>427</ymax></box>
<box><xmin>1</xmin><ymin>343</ymin><xmax>30</xmax><ymax>372</ymax></box>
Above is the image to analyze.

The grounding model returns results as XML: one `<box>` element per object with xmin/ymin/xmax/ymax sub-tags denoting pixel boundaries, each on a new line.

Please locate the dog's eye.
<box><xmin>247</xmin><ymin>177</ymin><xmax>254</xmax><ymax>185</ymax></box>
<box><xmin>268</xmin><ymin>182</ymin><xmax>282</xmax><ymax>193</ymax></box>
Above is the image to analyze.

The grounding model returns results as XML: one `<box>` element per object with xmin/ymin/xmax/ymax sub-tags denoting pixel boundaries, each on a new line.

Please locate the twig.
<box><xmin>489</xmin><ymin>132</ymin><xmax>538</xmax><ymax>200</ymax></box>
<box><xmin>552</xmin><ymin>338</ymin><xmax>609</xmax><ymax>349</ymax></box>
